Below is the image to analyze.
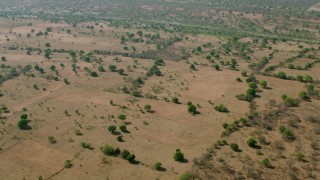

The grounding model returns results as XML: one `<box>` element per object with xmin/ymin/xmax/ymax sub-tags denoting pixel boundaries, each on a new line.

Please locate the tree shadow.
<box><xmin>112</xmin><ymin>131</ymin><xmax>121</xmax><ymax>135</ymax></box>
<box><xmin>130</xmin><ymin>160</ymin><xmax>140</xmax><ymax>165</ymax></box>
<box><xmin>157</xmin><ymin>167</ymin><xmax>167</xmax><ymax>172</ymax></box>
<box><xmin>252</xmin><ymin>145</ymin><xmax>262</xmax><ymax>149</ymax></box>
<box><xmin>124</xmin><ymin>122</ymin><xmax>132</xmax><ymax>125</ymax></box>
<box><xmin>121</xmin><ymin>130</ymin><xmax>131</xmax><ymax>134</ymax></box>
<box><xmin>178</xmin><ymin>159</ymin><xmax>189</xmax><ymax>163</ymax></box>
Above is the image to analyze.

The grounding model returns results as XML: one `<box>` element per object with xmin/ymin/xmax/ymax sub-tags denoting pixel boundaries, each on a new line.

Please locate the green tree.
<box><xmin>118</xmin><ymin>68</ymin><xmax>124</xmax><ymax>75</ymax></box>
<box><xmin>127</xmin><ymin>154</ymin><xmax>136</xmax><ymax>163</ymax></box>
<box><xmin>230</xmin><ymin>143</ymin><xmax>240</xmax><ymax>152</ymax></box>
<box><xmin>174</xmin><ymin>149</ymin><xmax>185</xmax><ymax>162</ymax></box>
<box><xmin>154</xmin><ymin>162</ymin><xmax>162</xmax><ymax>171</ymax></box>
<box><xmin>98</xmin><ymin>66</ymin><xmax>105</xmax><ymax>72</ymax></box>
<box><xmin>109</xmin><ymin>65</ymin><xmax>117</xmax><ymax>72</ymax></box>
<box><xmin>188</xmin><ymin>104</ymin><xmax>197</xmax><ymax>115</ymax></box>
<box><xmin>18</xmin><ymin>119</ymin><xmax>30</xmax><ymax>130</ymax></box>
<box><xmin>144</xmin><ymin>104</ymin><xmax>152</xmax><ymax>112</ymax></box>
<box><xmin>277</xmin><ymin>72</ymin><xmax>286</xmax><ymax>79</ymax></box>
<box><xmin>259</xmin><ymin>80</ymin><xmax>267</xmax><ymax>89</ymax></box>
<box><xmin>108</xmin><ymin>125</ymin><xmax>116</xmax><ymax>134</ymax></box>
<box><xmin>119</xmin><ymin>125</ymin><xmax>126</xmax><ymax>132</ymax></box>
<box><xmin>299</xmin><ymin>91</ymin><xmax>308</xmax><ymax>100</ymax></box>
<box><xmin>247</xmin><ymin>138</ymin><xmax>257</xmax><ymax>148</ymax></box>
<box><xmin>121</xmin><ymin>149</ymin><xmax>130</xmax><ymax>159</ymax></box>
<box><xmin>262</xmin><ymin>158</ymin><xmax>271</xmax><ymax>168</ymax></box>
<box><xmin>172</xmin><ymin>97</ymin><xmax>179</xmax><ymax>104</ymax></box>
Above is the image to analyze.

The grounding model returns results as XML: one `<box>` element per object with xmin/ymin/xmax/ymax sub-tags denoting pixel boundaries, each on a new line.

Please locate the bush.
<box><xmin>118</xmin><ymin>114</ymin><xmax>126</xmax><ymax>120</ymax></box>
<box><xmin>248</xmin><ymin>82</ymin><xmax>257</xmax><ymax>89</ymax></box>
<box><xmin>109</xmin><ymin>65</ymin><xmax>117</xmax><ymax>72</ymax></box>
<box><xmin>246</xmin><ymin>88</ymin><xmax>256</xmax><ymax>96</ymax></box>
<box><xmin>283</xmin><ymin>129</ymin><xmax>296</xmax><ymax>140</ymax></box>
<box><xmin>121</xmin><ymin>149</ymin><xmax>130</xmax><ymax>159</ymax></box>
<box><xmin>108</xmin><ymin>125</ymin><xmax>116</xmax><ymax>134</ymax></box>
<box><xmin>48</xmin><ymin>136</ymin><xmax>57</xmax><ymax>144</ymax></box>
<box><xmin>282</xmin><ymin>96</ymin><xmax>298</xmax><ymax>107</ymax></box>
<box><xmin>277</xmin><ymin>72</ymin><xmax>286</xmax><ymax>79</ymax></box>
<box><xmin>299</xmin><ymin>91</ymin><xmax>308</xmax><ymax>100</ymax></box>
<box><xmin>247</xmin><ymin>138</ymin><xmax>257</xmax><ymax>148</ymax></box>
<box><xmin>180</xmin><ymin>173</ymin><xmax>194</xmax><ymax>180</ymax></box>
<box><xmin>174</xmin><ymin>149</ymin><xmax>185</xmax><ymax>162</ymax></box>
<box><xmin>154</xmin><ymin>162</ymin><xmax>162</xmax><ymax>171</ymax></box>
<box><xmin>90</xmin><ymin>71</ymin><xmax>98</xmax><ymax>77</ymax></box>
<box><xmin>215</xmin><ymin>104</ymin><xmax>228</xmax><ymax>112</ymax></box>
<box><xmin>101</xmin><ymin>144</ymin><xmax>117</xmax><ymax>156</ymax></box>
<box><xmin>259</xmin><ymin>80</ymin><xmax>267</xmax><ymax>89</ymax></box>
<box><xmin>295</xmin><ymin>152</ymin><xmax>305</xmax><ymax>161</ymax></box>
<box><xmin>64</xmin><ymin>160</ymin><xmax>73</xmax><ymax>169</ymax></box>
<box><xmin>262</xmin><ymin>158</ymin><xmax>271</xmax><ymax>168</ymax></box>
<box><xmin>144</xmin><ymin>104</ymin><xmax>152</xmax><ymax>112</ymax></box>
<box><xmin>21</xmin><ymin>114</ymin><xmax>28</xmax><ymax>119</ymax></box>
<box><xmin>81</xmin><ymin>142</ymin><xmax>93</xmax><ymax>149</ymax></box>
<box><xmin>172</xmin><ymin>97</ymin><xmax>179</xmax><ymax>104</ymax></box>
<box><xmin>236</xmin><ymin>94</ymin><xmax>254</xmax><ymax>102</ymax></box>
<box><xmin>230</xmin><ymin>143</ymin><xmax>240</xmax><ymax>152</ymax></box>
<box><xmin>127</xmin><ymin>154</ymin><xmax>135</xmax><ymax>163</ymax></box>
<box><xmin>188</xmin><ymin>104</ymin><xmax>197</xmax><ymax>115</ymax></box>
<box><xmin>119</xmin><ymin>125</ymin><xmax>126</xmax><ymax>132</ymax></box>
<box><xmin>18</xmin><ymin>119</ymin><xmax>30</xmax><ymax>130</ymax></box>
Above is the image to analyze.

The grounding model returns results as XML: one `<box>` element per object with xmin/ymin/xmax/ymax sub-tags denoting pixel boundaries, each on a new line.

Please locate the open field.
<box><xmin>0</xmin><ymin>0</ymin><xmax>320</xmax><ymax>180</ymax></box>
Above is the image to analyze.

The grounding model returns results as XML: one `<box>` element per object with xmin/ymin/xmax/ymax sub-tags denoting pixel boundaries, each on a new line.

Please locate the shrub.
<box><xmin>188</xmin><ymin>104</ymin><xmax>197</xmax><ymax>115</ymax></box>
<box><xmin>215</xmin><ymin>104</ymin><xmax>228</xmax><ymax>112</ymax></box>
<box><xmin>222</xmin><ymin>123</ymin><xmax>229</xmax><ymax>129</ymax></box>
<box><xmin>108</xmin><ymin>125</ymin><xmax>116</xmax><ymax>134</ymax></box>
<box><xmin>299</xmin><ymin>91</ymin><xmax>308</xmax><ymax>100</ymax></box>
<box><xmin>295</xmin><ymin>152</ymin><xmax>305</xmax><ymax>161</ymax></box>
<box><xmin>154</xmin><ymin>162</ymin><xmax>162</xmax><ymax>171</ymax></box>
<box><xmin>118</xmin><ymin>68</ymin><xmax>124</xmax><ymax>75</ymax></box>
<box><xmin>18</xmin><ymin>119</ymin><xmax>30</xmax><ymax>130</ymax></box>
<box><xmin>283</xmin><ymin>129</ymin><xmax>296</xmax><ymax>140</ymax></box>
<box><xmin>64</xmin><ymin>160</ymin><xmax>73</xmax><ymax>169</ymax></box>
<box><xmin>101</xmin><ymin>144</ymin><xmax>117</xmax><ymax>156</ymax></box>
<box><xmin>174</xmin><ymin>149</ymin><xmax>185</xmax><ymax>162</ymax></box>
<box><xmin>117</xmin><ymin>136</ymin><xmax>123</xmax><ymax>142</ymax></box>
<box><xmin>277</xmin><ymin>72</ymin><xmax>286</xmax><ymax>79</ymax></box>
<box><xmin>180</xmin><ymin>173</ymin><xmax>194</xmax><ymax>180</ymax></box>
<box><xmin>172</xmin><ymin>97</ymin><xmax>179</xmax><ymax>104</ymax></box>
<box><xmin>236</xmin><ymin>94</ymin><xmax>254</xmax><ymax>102</ymax></box>
<box><xmin>21</xmin><ymin>114</ymin><xmax>28</xmax><ymax>119</ymax></box>
<box><xmin>48</xmin><ymin>136</ymin><xmax>57</xmax><ymax>144</ymax></box>
<box><xmin>118</xmin><ymin>114</ymin><xmax>126</xmax><ymax>120</ymax></box>
<box><xmin>90</xmin><ymin>71</ymin><xmax>98</xmax><ymax>77</ymax></box>
<box><xmin>247</xmin><ymin>138</ymin><xmax>257</xmax><ymax>148</ymax></box>
<box><xmin>119</xmin><ymin>125</ymin><xmax>126</xmax><ymax>132</ymax></box>
<box><xmin>282</xmin><ymin>96</ymin><xmax>297</xmax><ymax>107</ymax></box>
<box><xmin>259</xmin><ymin>80</ymin><xmax>267</xmax><ymax>89</ymax></box>
<box><xmin>121</xmin><ymin>149</ymin><xmax>130</xmax><ymax>159</ymax></box>
<box><xmin>109</xmin><ymin>65</ymin><xmax>117</xmax><ymax>72</ymax></box>
<box><xmin>262</xmin><ymin>158</ymin><xmax>271</xmax><ymax>168</ymax></box>
<box><xmin>127</xmin><ymin>154</ymin><xmax>135</xmax><ymax>163</ymax></box>
<box><xmin>248</xmin><ymin>82</ymin><xmax>258</xmax><ymax>89</ymax></box>
<box><xmin>144</xmin><ymin>104</ymin><xmax>152</xmax><ymax>112</ymax></box>
<box><xmin>246</xmin><ymin>88</ymin><xmax>256</xmax><ymax>96</ymax></box>
<box><xmin>81</xmin><ymin>142</ymin><xmax>93</xmax><ymax>149</ymax></box>
<box><xmin>230</xmin><ymin>143</ymin><xmax>239</xmax><ymax>152</ymax></box>
<box><xmin>239</xmin><ymin>118</ymin><xmax>247</xmax><ymax>125</ymax></box>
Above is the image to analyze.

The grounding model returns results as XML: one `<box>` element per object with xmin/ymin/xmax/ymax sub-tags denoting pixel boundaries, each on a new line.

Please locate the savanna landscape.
<box><xmin>0</xmin><ymin>0</ymin><xmax>320</xmax><ymax>180</ymax></box>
